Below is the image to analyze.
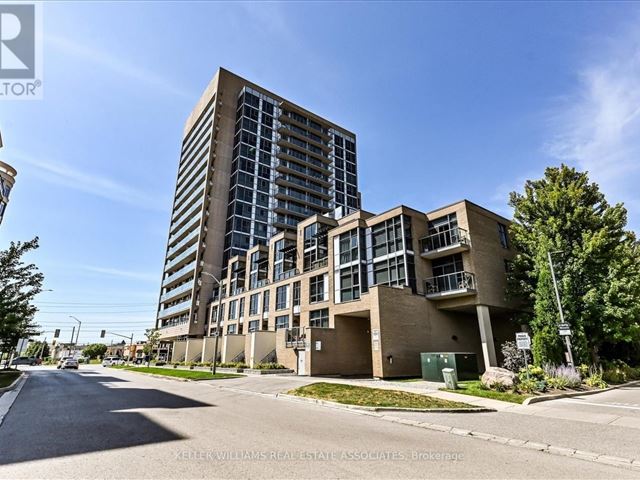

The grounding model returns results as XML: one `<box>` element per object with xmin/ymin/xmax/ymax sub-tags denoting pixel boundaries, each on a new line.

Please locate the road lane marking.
<box><xmin>558</xmin><ymin>399</ymin><xmax>640</xmax><ymax>411</ymax></box>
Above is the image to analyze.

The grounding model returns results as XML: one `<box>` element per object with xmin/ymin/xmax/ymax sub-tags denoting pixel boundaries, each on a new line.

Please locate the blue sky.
<box><xmin>1</xmin><ymin>2</ymin><xmax>639</xmax><ymax>345</ymax></box>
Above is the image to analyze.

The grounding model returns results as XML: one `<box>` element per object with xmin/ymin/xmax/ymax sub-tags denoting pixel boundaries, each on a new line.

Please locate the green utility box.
<box><xmin>420</xmin><ymin>352</ymin><xmax>478</xmax><ymax>382</ymax></box>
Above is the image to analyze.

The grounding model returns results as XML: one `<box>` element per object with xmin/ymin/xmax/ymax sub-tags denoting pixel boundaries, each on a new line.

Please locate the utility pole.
<box><xmin>69</xmin><ymin>316</ymin><xmax>82</xmax><ymax>350</ymax></box>
<box><xmin>69</xmin><ymin>326</ymin><xmax>75</xmax><ymax>357</ymax></box>
<box><xmin>548</xmin><ymin>251</ymin><xmax>575</xmax><ymax>367</ymax></box>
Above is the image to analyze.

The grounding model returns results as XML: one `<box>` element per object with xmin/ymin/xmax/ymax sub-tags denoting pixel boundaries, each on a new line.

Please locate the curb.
<box><xmin>523</xmin><ymin>380</ymin><xmax>640</xmax><ymax>405</ymax></box>
<box><xmin>0</xmin><ymin>373</ymin><xmax>28</xmax><ymax>428</ymax></box>
<box><xmin>277</xmin><ymin>394</ymin><xmax>495</xmax><ymax>413</ymax></box>
<box><xmin>274</xmin><ymin>391</ymin><xmax>638</xmax><ymax>471</ymax></box>
<box><xmin>0</xmin><ymin>371</ymin><xmax>24</xmax><ymax>394</ymax></box>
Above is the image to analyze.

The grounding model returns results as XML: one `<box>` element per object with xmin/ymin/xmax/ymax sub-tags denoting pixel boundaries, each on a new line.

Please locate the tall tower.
<box><xmin>156</xmin><ymin>68</ymin><xmax>359</xmax><ymax>342</ymax></box>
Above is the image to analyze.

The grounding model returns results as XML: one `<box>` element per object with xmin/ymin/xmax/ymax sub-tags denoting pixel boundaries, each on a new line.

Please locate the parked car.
<box><xmin>60</xmin><ymin>357</ymin><xmax>79</xmax><ymax>369</ymax></box>
<box><xmin>102</xmin><ymin>356</ymin><xmax>124</xmax><ymax>367</ymax></box>
<box><xmin>56</xmin><ymin>356</ymin><xmax>73</xmax><ymax>369</ymax></box>
<box><xmin>11</xmin><ymin>356</ymin><xmax>37</xmax><ymax>366</ymax></box>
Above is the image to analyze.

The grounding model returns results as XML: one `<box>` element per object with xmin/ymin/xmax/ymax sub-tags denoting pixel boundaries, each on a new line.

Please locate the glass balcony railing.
<box><xmin>420</xmin><ymin>227</ymin><xmax>469</xmax><ymax>253</ymax></box>
<box><xmin>160</xmin><ymin>280</ymin><xmax>194</xmax><ymax>304</ymax></box>
<box><xmin>172</xmin><ymin>187</ymin><xmax>204</xmax><ymax>221</ymax></box>
<box><xmin>167</xmin><ymin>229</ymin><xmax>199</xmax><ymax>259</ymax></box>
<box><xmin>157</xmin><ymin>299</ymin><xmax>192</xmax><ymax>320</ymax></box>
<box><xmin>162</xmin><ymin>261</ymin><xmax>196</xmax><ymax>287</ymax></box>
<box><xmin>168</xmin><ymin>216</ymin><xmax>200</xmax><ymax>246</ymax></box>
<box><xmin>425</xmin><ymin>271</ymin><xmax>476</xmax><ymax>295</ymax></box>
<box><xmin>174</xmin><ymin>172</ymin><xmax>205</xmax><ymax>208</ymax></box>
<box><xmin>170</xmin><ymin>199</ymin><xmax>204</xmax><ymax>235</ymax></box>
<box><xmin>164</xmin><ymin>244</ymin><xmax>198</xmax><ymax>272</ymax></box>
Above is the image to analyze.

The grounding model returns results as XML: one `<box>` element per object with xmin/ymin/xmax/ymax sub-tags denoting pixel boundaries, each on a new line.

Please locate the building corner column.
<box><xmin>476</xmin><ymin>305</ymin><xmax>497</xmax><ymax>369</ymax></box>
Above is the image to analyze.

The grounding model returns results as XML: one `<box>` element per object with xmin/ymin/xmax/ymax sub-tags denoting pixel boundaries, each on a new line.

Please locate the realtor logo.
<box><xmin>0</xmin><ymin>2</ymin><xmax>42</xmax><ymax>99</ymax></box>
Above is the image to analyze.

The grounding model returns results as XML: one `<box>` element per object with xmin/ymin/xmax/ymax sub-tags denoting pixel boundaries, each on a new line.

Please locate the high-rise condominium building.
<box><xmin>0</xmin><ymin>132</ymin><xmax>18</xmax><ymax>226</ymax></box>
<box><xmin>156</xmin><ymin>68</ymin><xmax>360</xmax><ymax>342</ymax></box>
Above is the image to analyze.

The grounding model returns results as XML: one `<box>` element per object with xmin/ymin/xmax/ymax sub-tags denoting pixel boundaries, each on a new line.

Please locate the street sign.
<box><xmin>516</xmin><ymin>332</ymin><xmax>531</xmax><ymax>350</ymax></box>
<box><xmin>559</xmin><ymin>328</ymin><xmax>572</xmax><ymax>336</ymax></box>
<box><xmin>100</xmin><ymin>330</ymin><xmax>106</xmax><ymax>338</ymax></box>
<box><xmin>54</xmin><ymin>329</ymin><xmax>60</xmax><ymax>338</ymax></box>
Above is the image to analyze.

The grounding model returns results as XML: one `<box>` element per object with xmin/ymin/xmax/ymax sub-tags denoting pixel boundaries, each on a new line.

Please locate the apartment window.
<box><xmin>276</xmin><ymin>285</ymin><xmax>289</xmax><ymax>310</ymax></box>
<box><xmin>275</xmin><ymin>315</ymin><xmax>289</xmax><ymax>330</ymax></box>
<box><xmin>498</xmin><ymin>222</ymin><xmax>509</xmax><ymax>249</ymax></box>
<box><xmin>248</xmin><ymin>320</ymin><xmax>259</xmax><ymax>332</ymax></box>
<box><xmin>432</xmin><ymin>254</ymin><xmax>464</xmax><ymax>278</ymax></box>
<box><xmin>238</xmin><ymin>298</ymin><xmax>245</xmax><ymax>318</ymax></box>
<box><xmin>338</xmin><ymin>229</ymin><xmax>359</xmax><ymax>265</ymax></box>
<box><xmin>227</xmin><ymin>324</ymin><xmax>237</xmax><ymax>335</ymax></box>
<box><xmin>303</xmin><ymin>223</ymin><xmax>328</xmax><ymax>271</ymax></box>
<box><xmin>228</xmin><ymin>300</ymin><xmax>237</xmax><ymax>320</ymax></box>
<box><xmin>371</xmin><ymin>216</ymin><xmax>404</xmax><ymax>258</ymax></box>
<box><xmin>249</xmin><ymin>293</ymin><xmax>260</xmax><ymax>316</ymax></box>
<box><xmin>339</xmin><ymin>266</ymin><xmax>360</xmax><ymax>302</ymax></box>
<box><xmin>293</xmin><ymin>281</ymin><xmax>301</xmax><ymax>307</ymax></box>
<box><xmin>263</xmin><ymin>290</ymin><xmax>270</xmax><ymax>313</ymax></box>
<box><xmin>309</xmin><ymin>308</ymin><xmax>329</xmax><ymax>328</ymax></box>
<box><xmin>309</xmin><ymin>274</ymin><xmax>327</xmax><ymax>303</ymax></box>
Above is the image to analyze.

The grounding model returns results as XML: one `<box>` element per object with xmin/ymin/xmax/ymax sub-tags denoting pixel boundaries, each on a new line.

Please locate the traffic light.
<box><xmin>54</xmin><ymin>329</ymin><xmax>60</xmax><ymax>338</ymax></box>
<box><xmin>100</xmin><ymin>330</ymin><xmax>106</xmax><ymax>338</ymax></box>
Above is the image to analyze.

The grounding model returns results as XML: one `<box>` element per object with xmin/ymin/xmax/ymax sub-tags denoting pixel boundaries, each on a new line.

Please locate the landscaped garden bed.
<box><xmin>110</xmin><ymin>365</ymin><xmax>242</xmax><ymax>380</ymax></box>
<box><xmin>0</xmin><ymin>369</ymin><xmax>22</xmax><ymax>389</ymax></box>
<box><xmin>288</xmin><ymin>382</ymin><xmax>474</xmax><ymax>410</ymax></box>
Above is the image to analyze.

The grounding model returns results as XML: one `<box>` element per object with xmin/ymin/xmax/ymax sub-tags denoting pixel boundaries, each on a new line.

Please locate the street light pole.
<box><xmin>548</xmin><ymin>251</ymin><xmax>575</xmax><ymax>367</ymax></box>
<box><xmin>202</xmin><ymin>272</ymin><xmax>222</xmax><ymax>375</ymax></box>
<box><xmin>69</xmin><ymin>316</ymin><xmax>82</xmax><ymax>352</ymax></box>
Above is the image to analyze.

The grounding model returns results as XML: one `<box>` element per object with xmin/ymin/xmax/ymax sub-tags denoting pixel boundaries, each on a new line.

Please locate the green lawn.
<box><xmin>288</xmin><ymin>382</ymin><xmax>473</xmax><ymax>409</ymax></box>
<box><xmin>393</xmin><ymin>377</ymin><xmax>423</xmax><ymax>383</ymax></box>
<box><xmin>0</xmin><ymin>370</ymin><xmax>22</xmax><ymax>388</ymax></box>
<box><xmin>110</xmin><ymin>366</ymin><xmax>242</xmax><ymax>380</ymax></box>
<box><xmin>441</xmin><ymin>380</ymin><xmax>530</xmax><ymax>404</ymax></box>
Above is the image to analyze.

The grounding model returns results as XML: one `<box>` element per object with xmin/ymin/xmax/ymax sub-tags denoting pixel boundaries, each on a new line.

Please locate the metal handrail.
<box><xmin>420</xmin><ymin>227</ymin><xmax>469</xmax><ymax>252</ymax></box>
<box><xmin>425</xmin><ymin>271</ymin><xmax>476</xmax><ymax>294</ymax></box>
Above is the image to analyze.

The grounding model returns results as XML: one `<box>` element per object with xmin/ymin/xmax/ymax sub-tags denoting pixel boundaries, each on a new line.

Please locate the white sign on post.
<box><xmin>516</xmin><ymin>332</ymin><xmax>531</xmax><ymax>350</ymax></box>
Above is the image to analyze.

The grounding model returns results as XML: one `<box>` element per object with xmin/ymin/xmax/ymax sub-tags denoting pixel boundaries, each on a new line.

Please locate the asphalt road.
<box><xmin>0</xmin><ymin>366</ymin><xmax>637</xmax><ymax>479</ymax></box>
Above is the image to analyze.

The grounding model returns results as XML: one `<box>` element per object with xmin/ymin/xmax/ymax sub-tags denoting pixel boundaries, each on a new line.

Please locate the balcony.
<box><xmin>167</xmin><ymin>228</ymin><xmax>199</xmax><ymax>260</ymax></box>
<box><xmin>285</xmin><ymin>327</ymin><xmax>306</xmax><ymax>348</ymax></box>
<box><xmin>157</xmin><ymin>299</ymin><xmax>192</xmax><ymax>320</ymax></box>
<box><xmin>425</xmin><ymin>271</ymin><xmax>477</xmax><ymax>300</ymax></box>
<box><xmin>420</xmin><ymin>227</ymin><xmax>470</xmax><ymax>259</ymax></box>
<box><xmin>160</xmin><ymin>280</ymin><xmax>194</xmax><ymax>304</ymax></box>
<box><xmin>168</xmin><ymin>216</ymin><xmax>200</xmax><ymax>246</ymax></box>
<box><xmin>307</xmin><ymin>257</ymin><xmax>328</xmax><ymax>272</ymax></box>
<box><xmin>162</xmin><ymin>261</ymin><xmax>196</xmax><ymax>288</ymax></box>
<box><xmin>164</xmin><ymin>243</ymin><xmax>198</xmax><ymax>272</ymax></box>
<box><xmin>170</xmin><ymin>199</ymin><xmax>204</xmax><ymax>235</ymax></box>
<box><xmin>275</xmin><ymin>268</ymin><xmax>298</xmax><ymax>281</ymax></box>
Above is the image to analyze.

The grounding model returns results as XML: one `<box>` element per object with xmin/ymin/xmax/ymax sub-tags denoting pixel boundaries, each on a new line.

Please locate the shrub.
<box><xmin>577</xmin><ymin>364</ymin><xmax>590</xmax><ymax>378</ymax></box>
<box><xmin>254</xmin><ymin>362</ymin><xmax>286</xmax><ymax>370</ymax></box>
<box><xmin>500</xmin><ymin>341</ymin><xmax>532</xmax><ymax>373</ymax></box>
<box><xmin>172</xmin><ymin>364</ymin><xmax>178</xmax><ymax>369</ymax></box>
<box><xmin>517</xmin><ymin>379</ymin><xmax>539</xmax><ymax>394</ymax></box>
<box><xmin>543</xmin><ymin>364</ymin><xmax>581</xmax><ymax>389</ymax></box>
<box><xmin>155</xmin><ymin>361</ymin><xmax>166</xmax><ymax>366</ymax></box>
<box><xmin>518</xmin><ymin>365</ymin><xmax>544</xmax><ymax>382</ymax></box>
<box><xmin>217</xmin><ymin>362</ymin><xmax>248</xmax><ymax>369</ymax></box>
<box><xmin>585</xmin><ymin>365</ymin><xmax>608</xmax><ymax>389</ymax></box>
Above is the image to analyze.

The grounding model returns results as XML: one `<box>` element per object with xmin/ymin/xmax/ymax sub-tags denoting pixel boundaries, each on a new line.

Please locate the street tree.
<box><xmin>507</xmin><ymin>165</ymin><xmax>640</xmax><ymax>365</ymax></box>
<box><xmin>0</xmin><ymin>238</ymin><xmax>44</xmax><ymax>361</ymax></box>
<box><xmin>82</xmin><ymin>343</ymin><xmax>107</xmax><ymax>359</ymax></box>
<box><xmin>25</xmin><ymin>340</ymin><xmax>49</xmax><ymax>358</ymax></box>
<box><xmin>143</xmin><ymin>329</ymin><xmax>161</xmax><ymax>362</ymax></box>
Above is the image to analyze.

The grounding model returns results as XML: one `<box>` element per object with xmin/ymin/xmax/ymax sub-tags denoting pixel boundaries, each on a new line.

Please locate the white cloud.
<box><xmin>545</xmin><ymin>25</ymin><xmax>640</xmax><ymax>230</ymax></box>
<box><xmin>14</xmin><ymin>150</ymin><xmax>167</xmax><ymax>212</ymax></box>
<box><xmin>46</xmin><ymin>34</ymin><xmax>191</xmax><ymax>99</ymax></box>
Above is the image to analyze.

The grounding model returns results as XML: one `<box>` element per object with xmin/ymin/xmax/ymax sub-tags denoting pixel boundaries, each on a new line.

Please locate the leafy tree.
<box><xmin>508</xmin><ymin>165</ymin><xmax>640</xmax><ymax>365</ymax></box>
<box><xmin>500</xmin><ymin>340</ymin><xmax>531</xmax><ymax>372</ymax></box>
<box><xmin>25</xmin><ymin>340</ymin><xmax>49</xmax><ymax>358</ymax></box>
<box><xmin>82</xmin><ymin>343</ymin><xmax>107</xmax><ymax>359</ymax></box>
<box><xmin>143</xmin><ymin>329</ymin><xmax>160</xmax><ymax>361</ymax></box>
<box><xmin>0</xmin><ymin>238</ymin><xmax>44</xmax><ymax>360</ymax></box>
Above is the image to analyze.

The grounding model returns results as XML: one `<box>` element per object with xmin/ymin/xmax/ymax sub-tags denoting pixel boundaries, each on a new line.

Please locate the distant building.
<box><xmin>0</xmin><ymin>132</ymin><xmax>17</xmax><ymax>226</ymax></box>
